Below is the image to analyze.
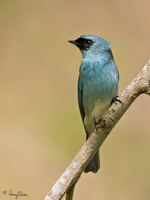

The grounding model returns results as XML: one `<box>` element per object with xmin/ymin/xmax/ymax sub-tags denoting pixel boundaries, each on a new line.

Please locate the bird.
<box><xmin>68</xmin><ymin>35</ymin><xmax>119</xmax><ymax>173</ymax></box>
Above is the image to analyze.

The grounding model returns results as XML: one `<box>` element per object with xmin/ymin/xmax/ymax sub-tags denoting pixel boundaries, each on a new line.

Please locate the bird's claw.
<box><xmin>93</xmin><ymin>116</ymin><xmax>105</xmax><ymax>132</ymax></box>
<box><xmin>96</xmin><ymin>119</ymin><xmax>105</xmax><ymax>129</ymax></box>
<box><xmin>111</xmin><ymin>96</ymin><xmax>123</xmax><ymax>105</ymax></box>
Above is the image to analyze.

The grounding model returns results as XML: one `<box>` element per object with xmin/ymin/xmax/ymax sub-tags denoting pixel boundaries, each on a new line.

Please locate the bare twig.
<box><xmin>65</xmin><ymin>183</ymin><xmax>76</xmax><ymax>200</ymax></box>
<box><xmin>44</xmin><ymin>60</ymin><xmax>150</xmax><ymax>200</ymax></box>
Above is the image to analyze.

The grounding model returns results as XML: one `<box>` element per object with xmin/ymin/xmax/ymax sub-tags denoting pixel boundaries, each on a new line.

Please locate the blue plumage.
<box><xmin>69</xmin><ymin>35</ymin><xmax>119</xmax><ymax>173</ymax></box>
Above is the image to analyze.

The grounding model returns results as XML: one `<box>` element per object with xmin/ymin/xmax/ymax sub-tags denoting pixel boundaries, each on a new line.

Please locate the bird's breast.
<box><xmin>79</xmin><ymin>59</ymin><xmax>118</xmax><ymax>116</ymax></box>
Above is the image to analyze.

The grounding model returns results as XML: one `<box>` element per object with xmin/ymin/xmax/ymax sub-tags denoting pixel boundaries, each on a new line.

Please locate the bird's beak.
<box><xmin>68</xmin><ymin>39</ymin><xmax>82</xmax><ymax>49</ymax></box>
<box><xmin>68</xmin><ymin>40</ymin><xmax>76</xmax><ymax>44</ymax></box>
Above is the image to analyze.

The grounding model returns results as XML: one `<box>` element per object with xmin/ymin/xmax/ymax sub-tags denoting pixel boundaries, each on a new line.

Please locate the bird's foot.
<box><xmin>96</xmin><ymin>119</ymin><xmax>105</xmax><ymax>129</ymax></box>
<box><xmin>111</xmin><ymin>96</ymin><xmax>123</xmax><ymax>106</ymax></box>
<box><xmin>93</xmin><ymin>116</ymin><xmax>105</xmax><ymax>131</ymax></box>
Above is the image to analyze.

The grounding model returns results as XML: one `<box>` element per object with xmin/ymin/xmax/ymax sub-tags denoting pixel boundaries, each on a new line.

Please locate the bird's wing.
<box><xmin>78</xmin><ymin>76</ymin><xmax>85</xmax><ymax>122</ymax></box>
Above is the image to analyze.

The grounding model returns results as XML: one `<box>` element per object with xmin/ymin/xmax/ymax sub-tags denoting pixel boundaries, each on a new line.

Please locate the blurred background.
<box><xmin>0</xmin><ymin>0</ymin><xmax>150</xmax><ymax>199</ymax></box>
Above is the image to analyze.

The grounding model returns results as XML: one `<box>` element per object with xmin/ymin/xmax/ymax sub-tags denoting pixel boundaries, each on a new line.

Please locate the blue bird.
<box><xmin>69</xmin><ymin>35</ymin><xmax>119</xmax><ymax>173</ymax></box>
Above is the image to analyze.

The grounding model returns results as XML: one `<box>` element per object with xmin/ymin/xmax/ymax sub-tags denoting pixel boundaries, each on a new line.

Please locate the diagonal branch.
<box><xmin>44</xmin><ymin>60</ymin><xmax>150</xmax><ymax>200</ymax></box>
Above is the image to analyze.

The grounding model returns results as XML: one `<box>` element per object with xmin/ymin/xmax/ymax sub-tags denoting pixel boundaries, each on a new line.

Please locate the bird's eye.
<box><xmin>86</xmin><ymin>40</ymin><xmax>93</xmax><ymax>45</ymax></box>
<box><xmin>84</xmin><ymin>39</ymin><xmax>94</xmax><ymax>49</ymax></box>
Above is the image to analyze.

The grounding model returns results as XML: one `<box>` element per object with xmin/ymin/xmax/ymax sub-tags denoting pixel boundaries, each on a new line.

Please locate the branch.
<box><xmin>44</xmin><ymin>60</ymin><xmax>150</xmax><ymax>200</ymax></box>
<box><xmin>65</xmin><ymin>183</ymin><xmax>76</xmax><ymax>200</ymax></box>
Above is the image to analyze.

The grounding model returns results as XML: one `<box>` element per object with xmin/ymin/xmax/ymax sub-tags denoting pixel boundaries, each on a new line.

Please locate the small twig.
<box><xmin>65</xmin><ymin>183</ymin><xmax>76</xmax><ymax>200</ymax></box>
<box><xmin>44</xmin><ymin>60</ymin><xmax>150</xmax><ymax>200</ymax></box>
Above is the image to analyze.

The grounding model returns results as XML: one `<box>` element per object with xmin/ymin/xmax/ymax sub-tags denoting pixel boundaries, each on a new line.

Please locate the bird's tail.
<box><xmin>84</xmin><ymin>150</ymin><xmax>100</xmax><ymax>173</ymax></box>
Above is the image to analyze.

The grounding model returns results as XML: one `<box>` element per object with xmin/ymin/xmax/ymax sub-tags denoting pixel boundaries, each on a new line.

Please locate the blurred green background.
<box><xmin>0</xmin><ymin>0</ymin><xmax>150</xmax><ymax>199</ymax></box>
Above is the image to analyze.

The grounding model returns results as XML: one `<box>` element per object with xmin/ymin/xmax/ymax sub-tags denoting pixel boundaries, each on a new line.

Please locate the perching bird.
<box><xmin>69</xmin><ymin>35</ymin><xmax>119</xmax><ymax>173</ymax></box>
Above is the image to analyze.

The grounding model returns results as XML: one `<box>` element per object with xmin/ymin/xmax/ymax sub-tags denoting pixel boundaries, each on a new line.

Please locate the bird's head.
<box><xmin>69</xmin><ymin>35</ymin><xmax>112</xmax><ymax>58</ymax></box>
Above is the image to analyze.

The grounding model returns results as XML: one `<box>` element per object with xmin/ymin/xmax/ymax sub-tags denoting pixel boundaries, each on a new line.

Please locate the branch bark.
<box><xmin>44</xmin><ymin>60</ymin><xmax>150</xmax><ymax>200</ymax></box>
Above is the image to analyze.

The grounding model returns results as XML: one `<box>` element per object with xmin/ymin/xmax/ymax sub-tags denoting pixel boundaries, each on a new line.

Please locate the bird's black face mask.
<box><xmin>68</xmin><ymin>38</ymin><xmax>94</xmax><ymax>50</ymax></box>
